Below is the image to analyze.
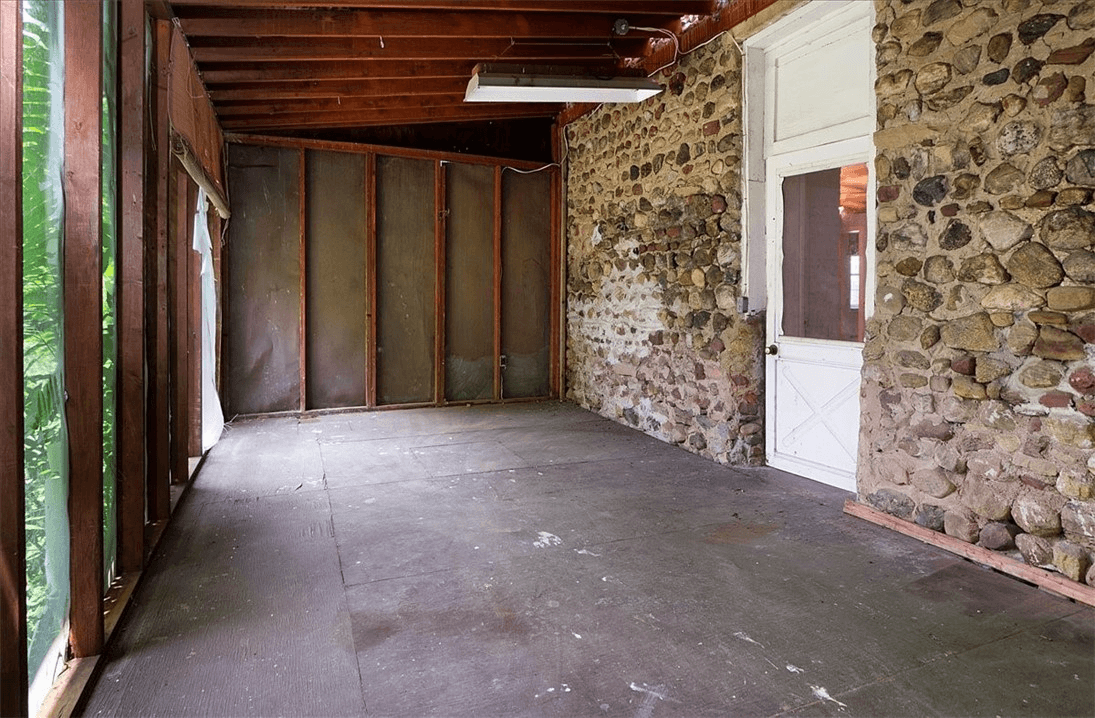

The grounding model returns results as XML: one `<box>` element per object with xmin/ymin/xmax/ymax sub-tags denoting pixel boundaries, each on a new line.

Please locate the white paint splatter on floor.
<box><xmin>629</xmin><ymin>682</ymin><xmax>676</xmax><ymax>718</ymax></box>
<box><xmin>534</xmin><ymin>683</ymin><xmax>571</xmax><ymax>699</ymax></box>
<box><xmin>811</xmin><ymin>685</ymin><xmax>848</xmax><ymax>710</ymax></box>
<box><xmin>575</xmin><ymin>548</ymin><xmax>601</xmax><ymax>557</ymax></box>
<box><xmin>733</xmin><ymin>631</ymin><xmax>763</xmax><ymax>647</ymax></box>
<box><xmin>533</xmin><ymin>531</ymin><xmax>562</xmax><ymax>548</ymax></box>
<box><xmin>786</xmin><ymin>664</ymin><xmax>804</xmax><ymax>674</ymax></box>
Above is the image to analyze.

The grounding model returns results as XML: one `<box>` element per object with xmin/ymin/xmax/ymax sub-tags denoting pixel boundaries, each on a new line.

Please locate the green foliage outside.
<box><xmin>22</xmin><ymin>0</ymin><xmax>70</xmax><ymax>678</ymax></box>
<box><xmin>102</xmin><ymin>0</ymin><xmax>119</xmax><ymax>591</ymax></box>
<box><xmin>22</xmin><ymin>0</ymin><xmax>119</xmax><ymax>683</ymax></box>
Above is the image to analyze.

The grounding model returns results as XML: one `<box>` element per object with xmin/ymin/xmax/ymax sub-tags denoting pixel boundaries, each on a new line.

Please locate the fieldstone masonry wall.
<box><xmin>863</xmin><ymin>0</ymin><xmax>1095</xmax><ymax>585</ymax></box>
<box><xmin>564</xmin><ymin>36</ymin><xmax>766</xmax><ymax>466</ymax></box>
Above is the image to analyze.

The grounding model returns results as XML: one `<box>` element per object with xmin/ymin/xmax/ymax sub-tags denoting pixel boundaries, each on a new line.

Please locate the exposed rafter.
<box><xmin>162</xmin><ymin>0</ymin><xmax>774</xmax><ymax>135</ymax></box>
<box><xmin>189</xmin><ymin>36</ymin><xmax>648</xmax><ymax>63</ymax></box>
<box><xmin>219</xmin><ymin>103</ymin><xmax>559</xmax><ymax>130</ymax></box>
<box><xmin>168</xmin><ymin>1</ymin><xmax>716</xmax><ymax>14</ymax></box>
<box><xmin>176</xmin><ymin>9</ymin><xmax>676</xmax><ymax>39</ymax></box>
<box><xmin>208</xmin><ymin>77</ymin><xmax>469</xmax><ymax>101</ymax></box>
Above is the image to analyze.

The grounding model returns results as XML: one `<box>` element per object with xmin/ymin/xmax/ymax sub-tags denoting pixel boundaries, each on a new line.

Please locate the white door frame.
<box><xmin>742</xmin><ymin>0</ymin><xmax>875</xmax><ymax>491</ymax></box>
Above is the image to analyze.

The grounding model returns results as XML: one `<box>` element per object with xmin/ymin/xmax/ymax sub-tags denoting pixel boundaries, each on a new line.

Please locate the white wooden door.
<box><xmin>748</xmin><ymin>1</ymin><xmax>875</xmax><ymax>492</ymax></box>
<box><xmin>765</xmin><ymin>143</ymin><xmax>871</xmax><ymax>492</ymax></box>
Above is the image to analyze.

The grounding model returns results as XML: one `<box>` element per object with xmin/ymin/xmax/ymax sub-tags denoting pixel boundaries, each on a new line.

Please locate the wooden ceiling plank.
<box><xmin>200</xmin><ymin>59</ymin><xmax>477</xmax><ymax>82</ymax></box>
<box><xmin>220</xmin><ymin>104</ymin><xmax>558</xmax><ymax>130</ymax></box>
<box><xmin>198</xmin><ymin>58</ymin><xmax>625</xmax><ymax>83</ymax></box>
<box><xmin>177</xmin><ymin>9</ymin><xmax>677</xmax><ymax>39</ymax></box>
<box><xmin>208</xmin><ymin>77</ymin><xmax>468</xmax><ymax>101</ymax></box>
<box><xmin>215</xmin><ymin>93</ymin><xmax>470</xmax><ymax>116</ymax></box>
<box><xmin>169</xmin><ymin>1</ymin><xmax>715</xmax><ymax>15</ymax></box>
<box><xmin>189</xmin><ymin>36</ymin><xmax>647</xmax><ymax>62</ymax></box>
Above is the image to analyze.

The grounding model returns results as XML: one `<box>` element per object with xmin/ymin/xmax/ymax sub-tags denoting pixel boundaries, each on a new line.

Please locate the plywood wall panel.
<box><xmin>224</xmin><ymin>144</ymin><xmax>301</xmax><ymax>415</ymax></box>
<box><xmin>375</xmin><ymin>156</ymin><xmax>436</xmax><ymax>405</ymax></box>
<box><xmin>305</xmin><ymin>150</ymin><xmax>367</xmax><ymax>409</ymax></box>
<box><xmin>501</xmin><ymin>171</ymin><xmax>551</xmax><ymax>399</ymax></box>
<box><xmin>444</xmin><ymin>163</ymin><xmax>494</xmax><ymax>402</ymax></box>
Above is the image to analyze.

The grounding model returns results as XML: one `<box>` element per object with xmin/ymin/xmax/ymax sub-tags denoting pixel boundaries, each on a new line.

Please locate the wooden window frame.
<box><xmin>1</xmin><ymin>0</ymin><xmax>28</xmax><ymax>713</ymax></box>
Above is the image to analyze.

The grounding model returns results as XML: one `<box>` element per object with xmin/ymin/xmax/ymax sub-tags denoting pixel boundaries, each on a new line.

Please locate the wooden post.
<box><xmin>169</xmin><ymin>166</ymin><xmax>190</xmax><ymax>484</ymax></box>
<box><xmin>549</xmin><ymin>166</ymin><xmax>561</xmax><ymax>399</ymax></box>
<box><xmin>145</xmin><ymin>19</ymin><xmax>171</xmax><ymax>521</ymax></box>
<box><xmin>551</xmin><ymin>122</ymin><xmax>567</xmax><ymax>399</ymax></box>
<box><xmin>434</xmin><ymin>161</ymin><xmax>445</xmax><ymax>405</ymax></box>
<box><xmin>0</xmin><ymin>1</ymin><xmax>28</xmax><ymax>712</ymax></box>
<box><xmin>210</xmin><ymin>212</ymin><xmax>223</xmax><ymax>394</ymax></box>
<box><xmin>64</xmin><ymin>0</ymin><xmax>105</xmax><ymax>659</ymax></box>
<box><xmin>117</xmin><ymin>0</ymin><xmax>146</xmax><ymax>575</ymax></box>
<box><xmin>492</xmin><ymin>167</ymin><xmax>502</xmax><ymax>401</ymax></box>
<box><xmin>365</xmin><ymin>153</ymin><xmax>377</xmax><ymax>408</ymax></box>
<box><xmin>298</xmin><ymin>149</ymin><xmax>306</xmax><ymax>412</ymax></box>
<box><xmin>188</xmin><ymin>182</ymin><xmax>202</xmax><ymax>456</ymax></box>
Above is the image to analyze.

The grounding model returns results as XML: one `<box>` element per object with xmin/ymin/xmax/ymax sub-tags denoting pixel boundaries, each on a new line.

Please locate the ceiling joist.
<box><xmin>215</xmin><ymin>93</ymin><xmax>469</xmax><ymax>116</ymax></box>
<box><xmin>177</xmin><ymin>9</ymin><xmax>675</xmax><ymax>39</ymax></box>
<box><xmin>219</xmin><ymin>103</ymin><xmax>559</xmax><ymax>130</ymax></box>
<box><xmin>160</xmin><ymin>0</ymin><xmax>769</xmax><ymax>135</ymax></box>
<box><xmin>189</xmin><ymin>36</ymin><xmax>648</xmax><ymax>63</ymax></box>
<box><xmin>168</xmin><ymin>1</ymin><xmax>716</xmax><ymax>15</ymax></box>
<box><xmin>208</xmin><ymin>77</ymin><xmax>469</xmax><ymax>101</ymax></box>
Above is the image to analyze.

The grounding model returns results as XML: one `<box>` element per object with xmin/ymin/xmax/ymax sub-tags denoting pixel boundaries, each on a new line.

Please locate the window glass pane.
<box><xmin>781</xmin><ymin>163</ymin><xmax>867</xmax><ymax>342</ymax></box>
<box><xmin>101</xmin><ymin>0</ymin><xmax>118</xmax><ymax>589</ymax></box>
<box><xmin>22</xmin><ymin>0</ymin><xmax>70</xmax><ymax>710</ymax></box>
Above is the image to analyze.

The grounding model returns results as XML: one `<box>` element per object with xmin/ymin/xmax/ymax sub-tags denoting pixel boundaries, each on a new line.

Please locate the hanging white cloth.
<box><xmin>192</xmin><ymin>188</ymin><xmax>225</xmax><ymax>451</ymax></box>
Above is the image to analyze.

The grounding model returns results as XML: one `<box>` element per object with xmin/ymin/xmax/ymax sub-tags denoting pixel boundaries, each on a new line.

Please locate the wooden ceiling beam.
<box><xmin>220</xmin><ymin>103</ymin><xmax>559</xmax><ymax>130</ymax></box>
<box><xmin>200</xmin><ymin>59</ymin><xmax>477</xmax><ymax>82</ymax></box>
<box><xmin>208</xmin><ymin>77</ymin><xmax>468</xmax><ymax>101</ymax></box>
<box><xmin>215</xmin><ymin>93</ymin><xmax>468</xmax><ymax>116</ymax></box>
<box><xmin>189</xmin><ymin>36</ymin><xmax>647</xmax><ymax>63</ymax></box>
<box><xmin>198</xmin><ymin>58</ymin><xmax>626</xmax><ymax>83</ymax></box>
<box><xmin>177</xmin><ymin>9</ymin><xmax>675</xmax><ymax>38</ymax></box>
<box><xmin>169</xmin><ymin>1</ymin><xmax>715</xmax><ymax>15</ymax></box>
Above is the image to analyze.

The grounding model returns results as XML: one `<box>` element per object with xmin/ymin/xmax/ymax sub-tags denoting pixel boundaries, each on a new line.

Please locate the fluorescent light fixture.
<box><xmin>465</xmin><ymin>68</ymin><xmax>663</xmax><ymax>104</ymax></box>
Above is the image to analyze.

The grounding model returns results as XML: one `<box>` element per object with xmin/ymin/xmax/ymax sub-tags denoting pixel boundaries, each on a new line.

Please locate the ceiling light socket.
<box><xmin>613</xmin><ymin>18</ymin><xmax>630</xmax><ymax>36</ymax></box>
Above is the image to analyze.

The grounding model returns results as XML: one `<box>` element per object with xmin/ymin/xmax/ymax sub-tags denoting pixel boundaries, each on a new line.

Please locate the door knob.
<box><xmin>765</xmin><ymin>344</ymin><xmax>778</xmax><ymax>355</ymax></box>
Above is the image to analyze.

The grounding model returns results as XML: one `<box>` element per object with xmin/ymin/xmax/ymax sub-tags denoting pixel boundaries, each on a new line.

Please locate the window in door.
<box><xmin>780</xmin><ymin>162</ymin><xmax>868</xmax><ymax>342</ymax></box>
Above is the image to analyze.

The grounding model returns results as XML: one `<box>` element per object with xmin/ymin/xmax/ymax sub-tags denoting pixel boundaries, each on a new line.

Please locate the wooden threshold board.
<box><xmin>844</xmin><ymin>499</ymin><xmax>1095</xmax><ymax>608</ymax></box>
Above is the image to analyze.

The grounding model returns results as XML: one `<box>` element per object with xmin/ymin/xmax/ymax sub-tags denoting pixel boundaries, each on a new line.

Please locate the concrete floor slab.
<box><xmin>80</xmin><ymin>402</ymin><xmax>1094</xmax><ymax>718</ymax></box>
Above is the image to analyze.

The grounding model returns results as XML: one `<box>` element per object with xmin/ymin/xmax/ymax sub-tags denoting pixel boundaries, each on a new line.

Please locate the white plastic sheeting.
<box><xmin>192</xmin><ymin>189</ymin><xmax>225</xmax><ymax>451</ymax></box>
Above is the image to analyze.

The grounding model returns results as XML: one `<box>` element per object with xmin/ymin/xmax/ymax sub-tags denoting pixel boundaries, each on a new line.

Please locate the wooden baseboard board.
<box><xmin>844</xmin><ymin>499</ymin><xmax>1095</xmax><ymax>608</ymax></box>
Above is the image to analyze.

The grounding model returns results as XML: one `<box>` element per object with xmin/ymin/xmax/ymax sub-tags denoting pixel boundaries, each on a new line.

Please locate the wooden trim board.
<box><xmin>226</xmin><ymin>132</ymin><xmax>548</xmax><ymax>172</ymax></box>
<box><xmin>844</xmin><ymin>500</ymin><xmax>1095</xmax><ymax>607</ymax></box>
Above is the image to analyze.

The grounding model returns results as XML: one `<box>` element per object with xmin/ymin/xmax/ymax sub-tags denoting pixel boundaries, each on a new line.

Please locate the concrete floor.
<box><xmin>81</xmin><ymin>402</ymin><xmax>1094</xmax><ymax>717</ymax></box>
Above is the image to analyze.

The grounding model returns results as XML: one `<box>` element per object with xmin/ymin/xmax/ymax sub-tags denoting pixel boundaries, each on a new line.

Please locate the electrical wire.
<box><xmin>501</xmin><ymin>22</ymin><xmax>742</xmax><ymax>175</ymax></box>
<box><xmin>502</xmin><ymin>127</ymin><xmax>570</xmax><ymax>174</ymax></box>
<box><xmin>631</xmin><ymin>25</ymin><xmax>682</xmax><ymax>77</ymax></box>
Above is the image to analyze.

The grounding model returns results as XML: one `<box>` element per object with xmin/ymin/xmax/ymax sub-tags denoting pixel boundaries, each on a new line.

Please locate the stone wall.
<box><xmin>564</xmin><ymin>36</ymin><xmax>766</xmax><ymax>466</ymax></box>
<box><xmin>862</xmin><ymin>0</ymin><xmax>1095</xmax><ymax>585</ymax></box>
